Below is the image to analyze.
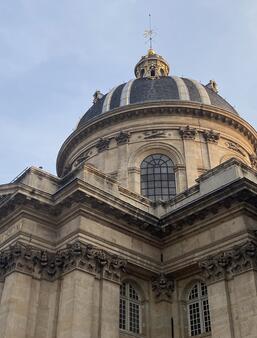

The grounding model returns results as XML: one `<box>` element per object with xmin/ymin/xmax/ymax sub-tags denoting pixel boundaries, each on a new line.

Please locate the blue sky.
<box><xmin>0</xmin><ymin>0</ymin><xmax>257</xmax><ymax>183</ymax></box>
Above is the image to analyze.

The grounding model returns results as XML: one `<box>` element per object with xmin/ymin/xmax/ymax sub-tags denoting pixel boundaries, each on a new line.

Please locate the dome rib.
<box><xmin>77</xmin><ymin>76</ymin><xmax>238</xmax><ymax>128</ymax></box>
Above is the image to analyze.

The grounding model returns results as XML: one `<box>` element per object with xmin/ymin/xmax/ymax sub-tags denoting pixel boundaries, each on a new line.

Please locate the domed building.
<box><xmin>0</xmin><ymin>49</ymin><xmax>257</xmax><ymax>338</ymax></box>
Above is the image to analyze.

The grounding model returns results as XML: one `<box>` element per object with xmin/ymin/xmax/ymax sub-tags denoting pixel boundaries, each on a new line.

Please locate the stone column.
<box><xmin>98</xmin><ymin>278</ymin><xmax>120</xmax><ymax>338</ymax></box>
<box><xmin>230</xmin><ymin>270</ymin><xmax>257</xmax><ymax>337</ymax></box>
<box><xmin>207</xmin><ymin>279</ymin><xmax>235</xmax><ymax>338</ymax></box>
<box><xmin>115</xmin><ymin>131</ymin><xmax>130</xmax><ymax>188</ymax></box>
<box><xmin>203</xmin><ymin>130</ymin><xmax>220</xmax><ymax>168</ymax></box>
<box><xmin>56</xmin><ymin>270</ymin><xmax>95</xmax><ymax>338</ymax></box>
<box><xmin>199</xmin><ymin>240</ymin><xmax>257</xmax><ymax>338</ymax></box>
<box><xmin>179</xmin><ymin>126</ymin><xmax>198</xmax><ymax>187</ymax></box>
<box><xmin>0</xmin><ymin>272</ymin><xmax>33</xmax><ymax>338</ymax></box>
<box><xmin>34</xmin><ymin>280</ymin><xmax>60</xmax><ymax>338</ymax></box>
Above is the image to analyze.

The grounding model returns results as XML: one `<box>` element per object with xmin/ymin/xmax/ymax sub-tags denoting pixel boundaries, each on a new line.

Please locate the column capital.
<box><xmin>0</xmin><ymin>240</ymin><xmax>127</xmax><ymax>282</ymax></box>
<box><xmin>199</xmin><ymin>240</ymin><xmax>257</xmax><ymax>284</ymax></box>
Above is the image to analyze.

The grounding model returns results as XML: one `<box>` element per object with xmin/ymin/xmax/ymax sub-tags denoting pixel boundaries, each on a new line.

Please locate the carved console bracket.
<box><xmin>0</xmin><ymin>241</ymin><xmax>127</xmax><ymax>282</ymax></box>
<box><xmin>199</xmin><ymin>241</ymin><xmax>257</xmax><ymax>284</ymax></box>
<box><xmin>152</xmin><ymin>273</ymin><xmax>175</xmax><ymax>301</ymax></box>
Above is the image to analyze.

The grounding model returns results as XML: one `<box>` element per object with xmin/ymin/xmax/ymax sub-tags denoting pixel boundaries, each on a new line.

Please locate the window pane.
<box><xmin>119</xmin><ymin>299</ymin><xmax>126</xmax><ymax>330</ymax></box>
<box><xmin>189</xmin><ymin>302</ymin><xmax>201</xmax><ymax>336</ymax></box>
<box><xmin>202</xmin><ymin>299</ymin><xmax>211</xmax><ymax>332</ymax></box>
<box><xmin>129</xmin><ymin>302</ymin><xmax>140</xmax><ymax>334</ymax></box>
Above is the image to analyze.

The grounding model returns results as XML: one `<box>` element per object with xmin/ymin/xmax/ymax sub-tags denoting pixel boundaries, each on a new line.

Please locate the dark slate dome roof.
<box><xmin>78</xmin><ymin>76</ymin><xmax>238</xmax><ymax>128</ymax></box>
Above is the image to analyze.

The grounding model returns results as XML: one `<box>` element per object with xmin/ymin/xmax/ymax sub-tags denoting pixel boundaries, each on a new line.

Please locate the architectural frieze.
<box><xmin>152</xmin><ymin>273</ymin><xmax>175</xmax><ymax>301</ymax></box>
<box><xmin>57</xmin><ymin>103</ymin><xmax>257</xmax><ymax>177</ymax></box>
<box><xmin>0</xmin><ymin>240</ymin><xmax>127</xmax><ymax>282</ymax></box>
<box><xmin>199</xmin><ymin>241</ymin><xmax>257</xmax><ymax>284</ymax></box>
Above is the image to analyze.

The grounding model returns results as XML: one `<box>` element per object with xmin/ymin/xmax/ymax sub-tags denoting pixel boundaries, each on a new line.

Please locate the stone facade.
<box><xmin>1</xmin><ymin>49</ymin><xmax>257</xmax><ymax>338</ymax></box>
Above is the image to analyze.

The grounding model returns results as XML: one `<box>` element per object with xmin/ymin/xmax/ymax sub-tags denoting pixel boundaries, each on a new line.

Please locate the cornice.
<box><xmin>1</xmin><ymin>163</ymin><xmax>257</xmax><ymax>241</ymax></box>
<box><xmin>57</xmin><ymin>101</ymin><xmax>257</xmax><ymax>176</ymax></box>
<box><xmin>159</xmin><ymin>177</ymin><xmax>257</xmax><ymax>237</ymax></box>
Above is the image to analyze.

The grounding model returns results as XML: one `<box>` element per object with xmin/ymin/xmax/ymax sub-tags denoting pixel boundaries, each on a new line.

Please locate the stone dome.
<box><xmin>57</xmin><ymin>48</ymin><xmax>256</xmax><ymax>181</ymax></box>
<box><xmin>78</xmin><ymin>76</ymin><xmax>238</xmax><ymax>128</ymax></box>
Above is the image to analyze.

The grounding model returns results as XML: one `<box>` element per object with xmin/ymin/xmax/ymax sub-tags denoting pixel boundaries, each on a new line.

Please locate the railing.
<box><xmin>10</xmin><ymin>167</ymin><xmax>29</xmax><ymax>183</ymax></box>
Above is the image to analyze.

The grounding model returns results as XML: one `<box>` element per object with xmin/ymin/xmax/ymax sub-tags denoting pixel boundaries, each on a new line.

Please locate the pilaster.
<box><xmin>56</xmin><ymin>270</ymin><xmax>95</xmax><ymax>338</ymax></box>
<box><xmin>0</xmin><ymin>272</ymin><xmax>33</xmax><ymax>338</ymax></box>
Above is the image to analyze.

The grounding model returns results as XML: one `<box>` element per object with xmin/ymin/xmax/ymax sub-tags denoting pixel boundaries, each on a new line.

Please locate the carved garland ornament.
<box><xmin>0</xmin><ymin>241</ymin><xmax>127</xmax><ymax>282</ymax></box>
<box><xmin>199</xmin><ymin>241</ymin><xmax>257</xmax><ymax>283</ymax></box>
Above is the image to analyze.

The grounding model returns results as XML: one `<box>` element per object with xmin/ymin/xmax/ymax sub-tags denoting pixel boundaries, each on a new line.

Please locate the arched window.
<box><xmin>119</xmin><ymin>282</ymin><xmax>141</xmax><ymax>334</ymax></box>
<box><xmin>150</xmin><ymin>66</ymin><xmax>156</xmax><ymax>77</ymax></box>
<box><xmin>140</xmin><ymin>69</ymin><xmax>145</xmax><ymax>78</ymax></box>
<box><xmin>187</xmin><ymin>281</ymin><xmax>211</xmax><ymax>336</ymax></box>
<box><xmin>140</xmin><ymin>154</ymin><xmax>176</xmax><ymax>201</ymax></box>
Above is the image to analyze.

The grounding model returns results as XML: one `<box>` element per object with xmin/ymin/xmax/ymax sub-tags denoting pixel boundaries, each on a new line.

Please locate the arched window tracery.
<box><xmin>187</xmin><ymin>281</ymin><xmax>211</xmax><ymax>336</ymax></box>
<box><xmin>119</xmin><ymin>281</ymin><xmax>141</xmax><ymax>334</ymax></box>
<box><xmin>140</xmin><ymin>154</ymin><xmax>176</xmax><ymax>201</ymax></box>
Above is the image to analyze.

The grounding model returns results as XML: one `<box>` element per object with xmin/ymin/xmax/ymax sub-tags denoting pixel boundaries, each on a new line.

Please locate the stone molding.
<box><xmin>199</xmin><ymin>241</ymin><xmax>257</xmax><ymax>284</ymax></box>
<box><xmin>0</xmin><ymin>240</ymin><xmax>127</xmax><ymax>282</ymax></box>
<box><xmin>179</xmin><ymin>126</ymin><xmax>197</xmax><ymax>140</ymax></box>
<box><xmin>152</xmin><ymin>273</ymin><xmax>175</xmax><ymax>301</ymax></box>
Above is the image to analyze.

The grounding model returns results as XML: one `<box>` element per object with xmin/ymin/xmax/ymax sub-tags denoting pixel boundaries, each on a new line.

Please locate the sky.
<box><xmin>0</xmin><ymin>0</ymin><xmax>257</xmax><ymax>183</ymax></box>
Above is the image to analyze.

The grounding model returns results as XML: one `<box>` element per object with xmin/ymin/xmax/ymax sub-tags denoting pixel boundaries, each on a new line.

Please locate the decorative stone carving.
<box><xmin>96</xmin><ymin>138</ymin><xmax>110</xmax><ymax>153</ymax></box>
<box><xmin>179</xmin><ymin>126</ymin><xmax>197</xmax><ymax>140</ymax></box>
<box><xmin>199</xmin><ymin>241</ymin><xmax>257</xmax><ymax>284</ymax></box>
<box><xmin>93</xmin><ymin>90</ymin><xmax>104</xmax><ymax>104</ymax></box>
<box><xmin>73</xmin><ymin>150</ymin><xmax>90</xmax><ymax>168</ymax></box>
<box><xmin>226</xmin><ymin>141</ymin><xmax>245</xmax><ymax>157</ymax></box>
<box><xmin>206</xmin><ymin>80</ymin><xmax>219</xmax><ymax>93</ymax></box>
<box><xmin>249</xmin><ymin>154</ymin><xmax>257</xmax><ymax>169</ymax></box>
<box><xmin>203</xmin><ymin>130</ymin><xmax>220</xmax><ymax>143</ymax></box>
<box><xmin>0</xmin><ymin>241</ymin><xmax>127</xmax><ymax>282</ymax></box>
<box><xmin>115</xmin><ymin>131</ymin><xmax>130</xmax><ymax>145</ymax></box>
<box><xmin>144</xmin><ymin>130</ymin><xmax>167</xmax><ymax>139</ymax></box>
<box><xmin>152</xmin><ymin>273</ymin><xmax>175</xmax><ymax>300</ymax></box>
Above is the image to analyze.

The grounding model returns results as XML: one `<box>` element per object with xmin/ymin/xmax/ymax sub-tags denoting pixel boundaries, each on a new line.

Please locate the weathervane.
<box><xmin>144</xmin><ymin>14</ymin><xmax>154</xmax><ymax>49</ymax></box>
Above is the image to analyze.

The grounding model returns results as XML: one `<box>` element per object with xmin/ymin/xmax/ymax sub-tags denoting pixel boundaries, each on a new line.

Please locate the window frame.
<box><xmin>119</xmin><ymin>281</ymin><xmax>142</xmax><ymax>335</ymax></box>
<box><xmin>140</xmin><ymin>153</ymin><xmax>176</xmax><ymax>201</ymax></box>
<box><xmin>187</xmin><ymin>281</ymin><xmax>211</xmax><ymax>337</ymax></box>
